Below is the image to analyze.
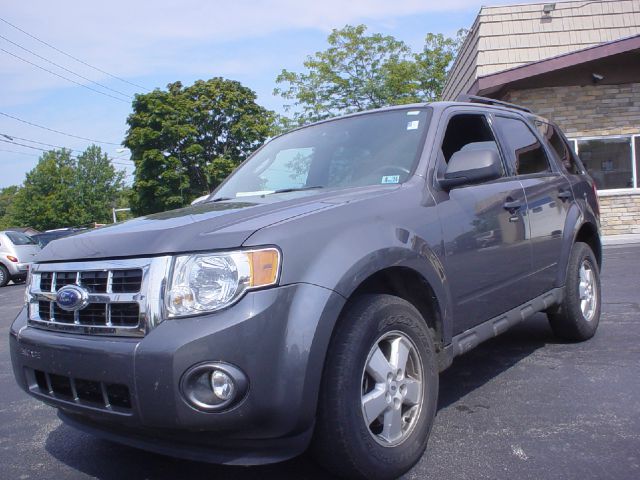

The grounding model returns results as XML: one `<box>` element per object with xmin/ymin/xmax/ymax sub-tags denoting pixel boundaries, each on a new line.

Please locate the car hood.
<box><xmin>36</xmin><ymin>185</ymin><xmax>399</xmax><ymax>262</ymax></box>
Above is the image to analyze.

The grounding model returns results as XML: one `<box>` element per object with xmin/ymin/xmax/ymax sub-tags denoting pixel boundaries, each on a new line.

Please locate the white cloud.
<box><xmin>1</xmin><ymin>0</ymin><xmax>485</xmax><ymax>98</ymax></box>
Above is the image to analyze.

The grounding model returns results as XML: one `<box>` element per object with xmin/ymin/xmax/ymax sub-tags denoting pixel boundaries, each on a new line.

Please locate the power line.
<box><xmin>0</xmin><ymin>133</ymin><xmax>133</xmax><ymax>165</ymax></box>
<box><xmin>1</xmin><ymin>133</ymin><xmax>83</xmax><ymax>153</ymax></box>
<box><xmin>1</xmin><ymin>133</ymin><xmax>134</xmax><ymax>166</ymax></box>
<box><xmin>0</xmin><ymin>138</ymin><xmax>133</xmax><ymax>167</ymax></box>
<box><xmin>1</xmin><ymin>48</ymin><xmax>130</xmax><ymax>104</ymax></box>
<box><xmin>0</xmin><ymin>34</ymin><xmax>132</xmax><ymax>100</ymax></box>
<box><xmin>0</xmin><ymin>16</ymin><xmax>150</xmax><ymax>92</ymax></box>
<box><xmin>0</xmin><ymin>148</ymin><xmax>39</xmax><ymax>157</ymax></box>
<box><xmin>0</xmin><ymin>111</ymin><xmax>121</xmax><ymax>145</ymax></box>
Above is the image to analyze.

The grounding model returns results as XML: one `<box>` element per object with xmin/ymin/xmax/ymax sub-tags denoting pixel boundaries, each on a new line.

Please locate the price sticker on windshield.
<box><xmin>406</xmin><ymin>120</ymin><xmax>420</xmax><ymax>130</ymax></box>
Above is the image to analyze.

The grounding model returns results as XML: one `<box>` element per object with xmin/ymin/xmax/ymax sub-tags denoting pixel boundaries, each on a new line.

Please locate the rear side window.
<box><xmin>5</xmin><ymin>231</ymin><xmax>36</xmax><ymax>245</ymax></box>
<box><xmin>495</xmin><ymin>116</ymin><xmax>551</xmax><ymax>175</ymax></box>
<box><xmin>536</xmin><ymin>121</ymin><xmax>581</xmax><ymax>174</ymax></box>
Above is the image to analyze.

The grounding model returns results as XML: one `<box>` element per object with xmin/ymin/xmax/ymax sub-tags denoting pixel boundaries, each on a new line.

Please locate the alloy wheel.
<box><xmin>360</xmin><ymin>331</ymin><xmax>423</xmax><ymax>447</ymax></box>
<box><xmin>579</xmin><ymin>260</ymin><xmax>597</xmax><ymax>321</ymax></box>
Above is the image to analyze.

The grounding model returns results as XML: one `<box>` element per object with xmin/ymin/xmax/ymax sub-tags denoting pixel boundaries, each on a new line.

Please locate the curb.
<box><xmin>602</xmin><ymin>234</ymin><xmax>640</xmax><ymax>246</ymax></box>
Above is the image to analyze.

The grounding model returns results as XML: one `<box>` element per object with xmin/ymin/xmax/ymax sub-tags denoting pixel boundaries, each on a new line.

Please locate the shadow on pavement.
<box><xmin>438</xmin><ymin>313</ymin><xmax>556</xmax><ymax>411</ymax></box>
<box><xmin>44</xmin><ymin>314</ymin><xmax>557</xmax><ymax>480</ymax></box>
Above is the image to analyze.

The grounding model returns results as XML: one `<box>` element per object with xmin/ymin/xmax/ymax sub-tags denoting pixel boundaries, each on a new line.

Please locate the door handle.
<box><xmin>557</xmin><ymin>190</ymin><xmax>572</xmax><ymax>201</ymax></box>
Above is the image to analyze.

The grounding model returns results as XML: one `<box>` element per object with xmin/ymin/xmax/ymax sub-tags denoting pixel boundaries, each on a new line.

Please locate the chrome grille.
<box><xmin>27</xmin><ymin>257</ymin><xmax>171</xmax><ymax>337</ymax></box>
<box><xmin>111</xmin><ymin>269</ymin><xmax>143</xmax><ymax>293</ymax></box>
<box><xmin>79</xmin><ymin>271</ymin><xmax>108</xmax><ymax>293</ymax></box>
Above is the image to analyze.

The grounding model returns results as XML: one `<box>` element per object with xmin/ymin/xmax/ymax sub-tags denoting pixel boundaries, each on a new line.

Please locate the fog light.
<box><xmin>211</xmin><ymin>370</ymin><xmax>234</xmax><ymax>401</ymax></box>
<box><xmin>180</xmin><ymin>362</ymin><xmax>248</xmax><ymax>412</ymax></box>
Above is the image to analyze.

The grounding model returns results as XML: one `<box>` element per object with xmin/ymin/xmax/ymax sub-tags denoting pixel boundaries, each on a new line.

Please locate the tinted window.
<box><xmin>496</xmin><ymin>117</ymin><xmax>551</xmax><ymax>175</ymax></box>
<box><xmin>536</xmin><ymin>121</ymin><xmax>581</xmax><ymax>174</ymax></box>
<box><xmin>5</xmin><ymin>231</ymin><xmax>36</xmax><ymax>245</ymax></box>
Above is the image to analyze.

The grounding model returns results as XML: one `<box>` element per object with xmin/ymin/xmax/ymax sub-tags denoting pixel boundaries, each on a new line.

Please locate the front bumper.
<box><xmin>10</xmin><ymin>283</ymin><xmax>345</xmax><ymax>464</ymax></box>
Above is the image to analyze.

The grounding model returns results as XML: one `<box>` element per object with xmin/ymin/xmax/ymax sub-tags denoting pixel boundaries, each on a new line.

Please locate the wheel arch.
<box><xmin>345</xmin><ymin>266</ymin><xmax>445</xmax><ymax>354</ymax></box>
<box><xmin>556</xmin><ymin>200</ymin><xmax>602</xmax><ymax>288</ymax></box>
<box><xmin>574</xmin><ymin>222</ymin><xmax>602</xmax><ymax>269</ymax></box>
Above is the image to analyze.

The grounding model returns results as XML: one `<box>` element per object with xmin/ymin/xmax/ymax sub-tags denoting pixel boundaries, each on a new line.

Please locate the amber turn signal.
<box><xmin>248</xmin><ymin>248</ymin><xmax>280</xmax><ymax>287</ymax></box>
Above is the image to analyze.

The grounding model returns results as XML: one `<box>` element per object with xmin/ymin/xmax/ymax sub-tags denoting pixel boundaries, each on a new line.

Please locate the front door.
<box><xmin>433</xmin><ymin>111</ymin><xmax>532</xmax><ymax>334</ymax></box>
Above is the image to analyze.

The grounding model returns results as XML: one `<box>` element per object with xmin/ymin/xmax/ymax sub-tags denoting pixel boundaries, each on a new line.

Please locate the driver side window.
<box><xmin>438</xmin><ymin>113</ymin><xmax>504</xmax><ymax>177</ymax></box>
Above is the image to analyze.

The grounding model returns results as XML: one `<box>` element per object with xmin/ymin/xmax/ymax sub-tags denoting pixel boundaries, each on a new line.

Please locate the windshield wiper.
<box><xmin>272</xmin><ymin>185</ymin><xmax>324</xmax><ymax>194</ymax></box>
<box><xmin>210</xmin><ymin>196</ymin><xmax>233</xmax><ymax>202</ymax></box>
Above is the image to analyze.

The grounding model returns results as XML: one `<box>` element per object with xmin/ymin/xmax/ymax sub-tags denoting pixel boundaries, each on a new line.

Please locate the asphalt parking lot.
<box><xmin>1</xmin><ymin>245</ymin><xmax>639</xmax><ymax>480</ymax></box>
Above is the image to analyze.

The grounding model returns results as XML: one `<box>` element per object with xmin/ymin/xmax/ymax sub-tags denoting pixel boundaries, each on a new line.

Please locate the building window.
<box><xmin>636</xmin><ymin>137</ymin><xmax>640</xmax><ymax>189</ymax></box>
<box><xmin>570</xmin><ymin>135</ymin><xmax>640</xmax><ymax>190</ymax></box>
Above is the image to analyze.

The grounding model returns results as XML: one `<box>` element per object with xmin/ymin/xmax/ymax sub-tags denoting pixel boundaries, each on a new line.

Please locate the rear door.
<box><xmin>493</xmin><ymin>114</ymin><xmax>572</xmax><ymax>297</ymax></box>
<box><xmin>432</xmin><ymin>109</ymin><xmax>532</xmax><ymax>334</ymax></box>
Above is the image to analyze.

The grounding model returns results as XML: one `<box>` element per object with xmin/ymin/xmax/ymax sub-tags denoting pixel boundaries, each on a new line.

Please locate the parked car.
<box><xmin>0</xmin><ymin>230</ymin><xmax>40</xmax><ymax>287</ymax></box>
<box><xmin>31</xmin><ymin>228</ymin><xmax>88</xmax><ymax>248</ymax></box>
<box><xmin>10</xmin><ymin>97</ymin><xmax>601</xmax><ymax>479</ymax></box>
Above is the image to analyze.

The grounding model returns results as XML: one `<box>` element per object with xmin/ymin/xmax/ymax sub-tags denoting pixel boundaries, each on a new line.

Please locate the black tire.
<box><xmin>548</xmin><ymin>242</ymin><xmax>601</xmax><ymax>341</ymax></box>
<box><xmin>312</xmin><ymin>294</ymin><xmax>439</xmax><ymax>480</ymax></box>
<box><xmin>0</xmin><ymin>265</ymin><xmax>9</xmax><ymax>287</ymax></box>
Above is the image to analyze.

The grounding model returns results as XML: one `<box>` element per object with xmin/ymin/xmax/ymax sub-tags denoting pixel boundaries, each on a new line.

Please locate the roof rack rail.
<box><xmin>455</xmin><ymin>94</ymin><xmax>532</xmax><ymax>113</ymax></box>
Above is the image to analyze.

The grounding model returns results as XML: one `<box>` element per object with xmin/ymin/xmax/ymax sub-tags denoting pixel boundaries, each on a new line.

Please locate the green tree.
<box><xmin>124</xmin><ymin>78</ymin><xmax>276</xmax><ymax>215</ymax></box>
<box><xmin>414</xmin><ymin>30</ymin><xmax>467</xmax><ymax>101</ymax></box>
<box><xmin>0</xmin><ymin>185</ymin><xmax>19</xmax><ymax>228</ymax></box>
<box><xmin>74</xmin><ymin>145</ymin><xmax>126</xmax><ymax>224</ymax></box>
<box><xmin>8</xmin><ymin>147</ymin><xmax>125</xmax><ymax>231</ymax></box>
<box><xmin>274</xmin><ymin>25</ymin><xmax>466</xmax><ymax>124</ymax></box>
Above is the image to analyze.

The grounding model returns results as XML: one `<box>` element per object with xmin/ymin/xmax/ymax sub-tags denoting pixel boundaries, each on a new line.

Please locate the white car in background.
<box><xmin>0</xmin><ymin>231</ymin><xmax>40</xmax><ymax>287</ymax></box>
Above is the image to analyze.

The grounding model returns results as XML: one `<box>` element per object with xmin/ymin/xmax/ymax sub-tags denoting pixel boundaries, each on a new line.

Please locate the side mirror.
<box><xmin>439</xmin><ymin>149</ymin><xmax>503</xmax><ymax>190</ymax></box>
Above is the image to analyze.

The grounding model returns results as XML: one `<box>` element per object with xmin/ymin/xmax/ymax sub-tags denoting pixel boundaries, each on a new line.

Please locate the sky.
<box><xmin>0</xmin><ymin>0</ymin><xmax>521</xmax><ymax>188</ymax></box>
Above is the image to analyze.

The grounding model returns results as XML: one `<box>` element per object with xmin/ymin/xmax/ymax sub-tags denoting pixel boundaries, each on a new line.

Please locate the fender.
<box><xmin>555</xmin><ymin>200</ymin><xmax>600</xmax><ymax>288</ymax></box>
<box><xmin>242</xmin><ymin>184</ymin><xmax>452</xmax><ymax>375</ymax></box>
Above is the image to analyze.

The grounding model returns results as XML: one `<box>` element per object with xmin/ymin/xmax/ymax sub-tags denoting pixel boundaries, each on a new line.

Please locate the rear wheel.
<box><xmin>548</xmin><ymin>242</ymin><xmax>601</xmax><ymax>341</ymax></box>
<box><xmin>313</xmin><ymin>294</ymin><xmax>438</xmax><ymax>480</ymax></box>
<box><xmin>0</xmin><ymin>265</ymin><xmax>9</xmax><ymax>287</ymax></box>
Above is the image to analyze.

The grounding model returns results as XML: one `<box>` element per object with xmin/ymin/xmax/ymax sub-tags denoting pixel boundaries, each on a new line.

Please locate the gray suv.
<box><xmin>10</xmin><ymin>97</ymin><xmax>601</xmax><ymax>479</ymax></box>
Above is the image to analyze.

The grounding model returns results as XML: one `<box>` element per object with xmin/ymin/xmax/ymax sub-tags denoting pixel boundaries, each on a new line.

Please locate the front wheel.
<box><xmin>548</xmin><ymin>242</ymin><xmax>601</xmax><ymax>341</ymax></box>
<box><xmin>312</xmin><ymin>294</ymin><xmax>438</xmax><ymax>480</ymax></box>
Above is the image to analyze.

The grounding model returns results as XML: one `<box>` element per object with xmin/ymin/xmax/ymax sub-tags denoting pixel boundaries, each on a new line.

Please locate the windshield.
<box><xmin>214</xmin><ymin>108</ymin><xmax>430</xmax><ymax>199</ymax></box>
<box><xmin>5</xmin><ymin>231</ymin><xmax>37</xmax><ymax>245</ymax></box>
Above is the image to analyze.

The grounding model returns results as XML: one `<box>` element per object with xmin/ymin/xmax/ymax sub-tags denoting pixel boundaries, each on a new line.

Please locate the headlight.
<box><xmin>165</xmin><ymin>247</ymin><xmax>280</xmax><ymax>318</ymax></box>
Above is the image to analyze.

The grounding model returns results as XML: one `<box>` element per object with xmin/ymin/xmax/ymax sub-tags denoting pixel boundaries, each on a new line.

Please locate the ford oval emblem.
<box><xmin>56</xmin><ymin>285</ymin><xmax>89</xmax><ymax>312</ymax></box>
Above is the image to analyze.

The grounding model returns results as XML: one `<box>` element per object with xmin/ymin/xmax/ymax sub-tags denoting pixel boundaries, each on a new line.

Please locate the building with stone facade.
<box><xmin>442</xmin><ymin>0</ymin><xmax>640</xmax><ymax>235</ymax></box>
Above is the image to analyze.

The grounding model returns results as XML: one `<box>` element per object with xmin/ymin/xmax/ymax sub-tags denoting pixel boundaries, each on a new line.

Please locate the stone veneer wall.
<box><xmin>502</xmin><ymin>82</ymin><xmax>640</xmax><ymax>138</ymax></box>
<box><xmin>598</xmin><ymin>194</ymin><xmax>640</xmax><ymax>235</ymax></box>
<box><xmin>502</xmin><ymin>83</ymin><xmax>640</xmax><ymax>236</ymax></box>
